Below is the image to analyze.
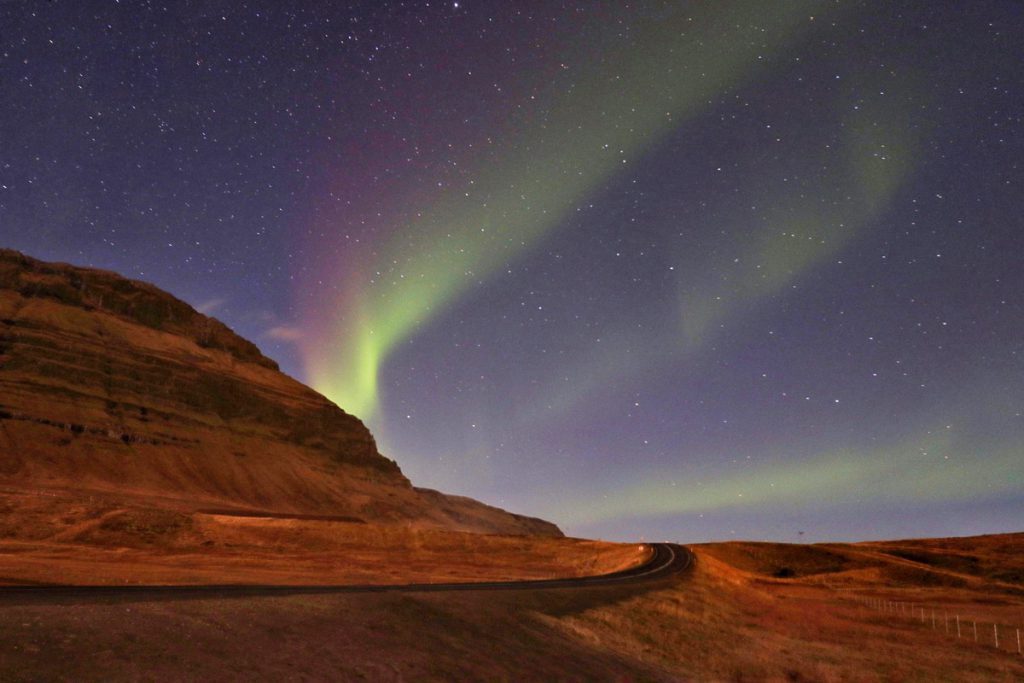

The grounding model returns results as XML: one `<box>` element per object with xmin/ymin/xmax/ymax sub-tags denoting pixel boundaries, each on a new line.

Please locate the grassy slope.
<box><xmin>0</xmin><ymin>488</ymin><xmax>642</xmax><ymax>586</ymax></box>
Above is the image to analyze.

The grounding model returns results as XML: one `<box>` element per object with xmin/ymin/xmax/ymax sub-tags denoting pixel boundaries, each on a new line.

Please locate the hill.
<box><xmin>0</xmin><ymin>248</ymin><xmax>558</xmax><ymax>538</ymax></box>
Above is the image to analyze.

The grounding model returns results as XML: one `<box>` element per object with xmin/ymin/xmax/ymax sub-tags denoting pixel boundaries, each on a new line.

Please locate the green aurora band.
<box><xmin>517</xmin><ymin>78</ymin><xmax>922</xmax><ymax>422</ymax></box>
<box><xmin>679</xmin><ymin>82</ymin><xmax>919</xmax><ymax>351</ymax></box>
<box><xmin>307</xmin><ymin>2</ymin><xmax>838</xmax><ymax>421</ymax></box>
<box><xmin>545</xmin><ymin>426</ymin><xmax>1024</xmax><ymax>529</ymax></box>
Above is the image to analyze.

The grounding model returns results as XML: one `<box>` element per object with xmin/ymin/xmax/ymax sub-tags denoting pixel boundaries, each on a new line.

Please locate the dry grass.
<box><xmin>3</xmin><ymin>526</ymin><xmax>1024</xmax><ymax>680</ymax></box>
<box><xmin>2</xmin><ymin>539</ymin><xmax>1023</xmax><ymax>681</ymax></box>
<box><xmin>1</xmin><ymin>474</ymin><xmax>1022</xmax><ymax>680</ymax></box>
<box><xmin>520</xmin><ymin>541</ymin><xmax>1024</xmax><ymax>682</ymax></box>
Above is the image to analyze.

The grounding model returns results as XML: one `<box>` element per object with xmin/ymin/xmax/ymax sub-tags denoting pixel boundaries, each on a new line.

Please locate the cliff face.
<box><xmin>0</xmin><ymin>249</ymin><xmax>561</xmax><ymax>537</ymax></box>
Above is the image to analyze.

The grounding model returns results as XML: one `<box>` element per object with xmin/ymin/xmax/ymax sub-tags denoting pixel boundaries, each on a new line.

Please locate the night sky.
<box><xmin>2</xmin><ymin>1</ymin><xmax>1022</xmax><ymax>543</ymax></box>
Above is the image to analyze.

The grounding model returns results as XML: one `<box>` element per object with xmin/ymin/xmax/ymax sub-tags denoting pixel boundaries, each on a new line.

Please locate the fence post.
<box><xmin>956</xmin><ymin>615</ymin><xmax>961</xmax><ymax>638</ymax></box>
<box><xmin>994</xmin><ymin>624</ymin><xmax>999</xmax><ymax>649</ymax></box>
<box><xmin>1017</xmin><ymin>628</ymin><xmax>1021</xmax><ymax>655</ymax></box>
<box><xmin>920</xmin><ymin>607</ymin><xmax>925</xmax><ymax>624</ymax></box>
<box><xmin>944</xmin><ymin>612</ymin><xmax>949</xmax><ymax>634</ymax></box>
<box><xmin>932</xmin><ymin>610</ymin><xmax>936</xmax><ymax>629</ymax></box>
<box><xmin>973</xmin><ymin>621</ymin><xmax>978</xmax><ymax>642</ymax></box>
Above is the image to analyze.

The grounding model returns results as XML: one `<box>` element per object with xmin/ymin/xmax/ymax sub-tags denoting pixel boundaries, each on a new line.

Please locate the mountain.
<box><xmin>0</xmin><ymin>248</ymin><xmax>560</xmax><ymax>537</ymax></box>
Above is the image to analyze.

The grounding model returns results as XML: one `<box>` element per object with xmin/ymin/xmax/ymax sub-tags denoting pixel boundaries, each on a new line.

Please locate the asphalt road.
<box><xmin>0</xmin><ymin>543</ymin><xmax>693</xmax><ymax>603</ymax></box>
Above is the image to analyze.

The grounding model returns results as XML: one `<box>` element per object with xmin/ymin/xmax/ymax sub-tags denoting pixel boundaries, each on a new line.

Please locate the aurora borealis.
<box><xmin>1</xmin><ymin>1</ymin><xmax>1022</xmax><ymax>541</ymax></box>
<box><xmin>302</xmin><ymin>1</ymin><xmax>829</xmax><ymax>420</ymax></box>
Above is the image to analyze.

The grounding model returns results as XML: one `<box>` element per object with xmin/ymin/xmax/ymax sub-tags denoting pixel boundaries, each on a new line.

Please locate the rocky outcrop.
<box><xmin>0</xmin><ymin>249</ymin><xmax>561</xmax><ymax>537</ymax></box>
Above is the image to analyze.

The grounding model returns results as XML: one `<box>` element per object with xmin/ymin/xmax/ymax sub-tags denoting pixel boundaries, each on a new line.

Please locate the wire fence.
<box><xmin>860</xmin><ymin>597</ymin><xmax>1023</xmax><ymax>656</ymax></box>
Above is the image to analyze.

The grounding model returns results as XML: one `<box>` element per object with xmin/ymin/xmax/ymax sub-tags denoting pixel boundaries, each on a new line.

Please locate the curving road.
<box><xmin>0</xmin><ymin>543</ymin><xmax>693</xmax><ymax>603</ymax></box>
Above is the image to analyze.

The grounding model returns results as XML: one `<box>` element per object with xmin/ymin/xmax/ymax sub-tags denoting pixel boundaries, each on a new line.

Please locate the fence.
<box><xmin>861</xmin><ymin>597</ymin><xmax>1022</xmax><ymax>656</ymax></box>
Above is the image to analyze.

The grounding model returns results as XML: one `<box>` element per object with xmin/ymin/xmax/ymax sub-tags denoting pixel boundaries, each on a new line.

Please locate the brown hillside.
<box><xmin>0</xmin><ymin>248</ymin><xmax>559</xmax><ymax>538</ymax></box>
